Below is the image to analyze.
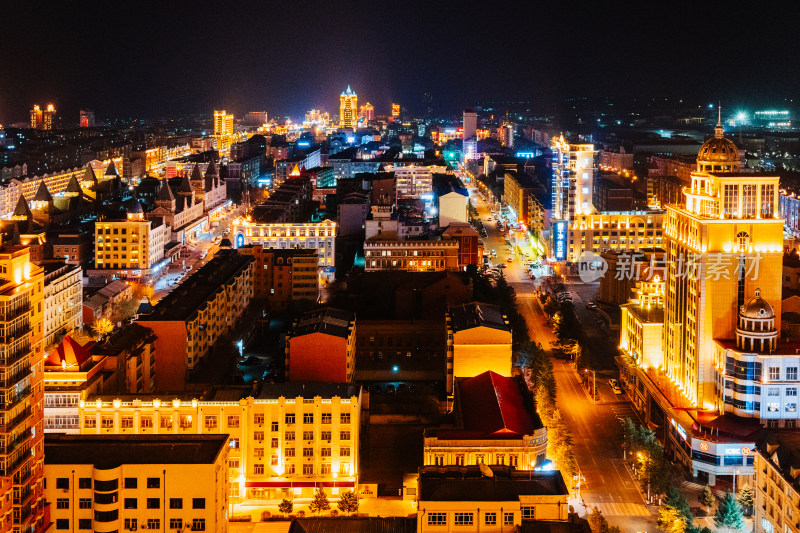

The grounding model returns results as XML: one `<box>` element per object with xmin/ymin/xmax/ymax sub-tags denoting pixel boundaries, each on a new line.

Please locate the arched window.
<box><xmin>737</xmin><ymin>231</ymin><xmax>749</xmax><ymax>253</ymax></box>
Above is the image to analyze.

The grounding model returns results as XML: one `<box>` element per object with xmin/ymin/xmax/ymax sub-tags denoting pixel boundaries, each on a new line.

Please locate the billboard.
<box><xmin>553</xmin><ymin>220</ymin><xmax>568</xmax><ymax>261</ymax></box>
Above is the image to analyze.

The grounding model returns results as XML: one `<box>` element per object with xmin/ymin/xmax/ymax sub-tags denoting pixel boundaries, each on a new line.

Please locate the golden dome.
<box><xmin>697</xmin><ymin>135</ymin><xmax>739</xmax><ymax>163</ymax></box>
<box><xmin>697</xmin><ymin>111</ymin><xmax>740</xmax><ymax>166</ymax></box>
<box><xmin>739</xmin><ymin>289</ymin><xmax>774</xmax><ymax>320</ymax></box>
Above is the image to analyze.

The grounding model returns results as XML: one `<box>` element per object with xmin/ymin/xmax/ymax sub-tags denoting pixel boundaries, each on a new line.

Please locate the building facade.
<box><xmin>364</xmin><ymin>239</ymin><xmax>459</xmax><ymax>272</ymax></box>
<box><xmin>0</xmin><ymin>246</ymin><xmax>47</xmax><ymax>533</ymax></box>
<box><xmin>617</xmin><ymin>122</ymin><xmax>784</xmax><ymax>486</ymax></box>
<box><xmin>285</xmin><ymin>308</ymin><xmax>357</xmax><ymax>383</ymax></box>
<box><xmin>237</xmin><ymin>246</ymin><xmax>319</xmax><ymax>309</ymax></box>
<box><xmin>339</xmin><ymin>86</ymin><xmax>358</xmax><ymax>130</ymax></box>
<box><xmin>42</xmin><ymin>261</ymin><xmax>83</xmax><ymax>349</ymax></box>
<box><xmin>566</xmin><ymin>211</ymin><xmax>664</xmax><ymax>263</ymax></box>
<box><xmin>550</xmin><ymin>136</ymin><xmax>595</xmax><ymax>222</ymax></box>
<box><xmin>44</xmin><ymin>434</ymin><xmax>229</xmax><ymax>533</ymax></box>
<box><xmin>416</xmin><ymin>466</ymin><xmax>568</xmax><ymax>533</ymax></box>
<box><xmin>94</xmin><ymin>212</ymin><xmax>169</xmax><ymax>278</ymax></box>
<box><xmin>446</xmin><ymin>303</ymin><xmax>512</xmax><ymax>396</ymax></box>
<box><xmin>754</xmin><ymin>432</ymin><xmax>800</xmax><ymax>533</ymax></box>
<box><xmin>232</xmin><ymin>218</ymin><xmax>336</xmax><ymax>270</ymax></box>
<box><xmin>136</xmin><ymin>250</ymin><xmax>254</xmax><ymax>389</ymax></box>
<box><xmin>76</xmin><ymin>385</ymin><xmax>361</xmax><ymax>503</ymax></box>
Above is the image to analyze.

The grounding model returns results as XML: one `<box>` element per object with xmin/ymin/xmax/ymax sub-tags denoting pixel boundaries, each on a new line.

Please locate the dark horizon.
<box><xmin>2</xmin><ymin>1</ymin><xmax>799</xmax><ymax>124</ymax></box>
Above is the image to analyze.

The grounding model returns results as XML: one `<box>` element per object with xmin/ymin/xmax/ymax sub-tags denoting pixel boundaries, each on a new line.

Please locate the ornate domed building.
<box><xmin>696</xmin><ymin>112</ymin><xmax>741</xmax><ymax>173</ymax></box>
<box><xmin>735</xmin><ymin>288</ymin><xmax>778</xmax><ymax>353</ymax></box>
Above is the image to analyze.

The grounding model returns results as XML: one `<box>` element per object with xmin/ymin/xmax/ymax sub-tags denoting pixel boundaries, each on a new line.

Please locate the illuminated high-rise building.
<box><xmin>663</xmin><ymin>117</ymin><xmax>782</xmax><ymax>408</ymax></box>
<box><xmin>30</xmin><ymin>105</ymin><xmax>42</xmax><ymax>129</ymax></box>
<box><xmin>360</xmin><ymin>102</ymin><xmax>374</xmax><ymax>123</ymax></box>
<box><xmin>550</xmin><ymin>135</ymin><xmax>596</xmax><ymax>221</ymax></box>
<box><xmin>0</xmin><ymin>245</ymin><xmax>47</xmax><ymax>532</ymax></box>
<box><xmin>462</xmin><ymin>109</ymin><xmax>477</xmax><ymax>141</ymax></box>
<box><xmin>79</xmin><ymin>109</ymin><xmax>95</xmax><ymax>128</ymax></box>
<box><xmin>30</xmin><ymin>104</ymin><xmax>56</xmax><ymax>130</ymax></box>
<box><xmin>339</xmin><ymin>86</ymin><xmax>358</xmax><ymax>129</ymax></box>
<box><xmin>391</xmin><ymin>103</ymin><xmax>401</xmax><ymax>118</ymax></box>
<box><xmin>213</xmin><ymin>110</ymin><xmax>234</xmax><ymax>136</ymax></box>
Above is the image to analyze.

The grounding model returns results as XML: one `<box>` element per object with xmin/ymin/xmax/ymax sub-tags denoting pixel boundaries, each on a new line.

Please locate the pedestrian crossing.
<box><xmin>588</xmin><ymin>502</ymin><xmax>652</xmax><ymax>517</ymax></box>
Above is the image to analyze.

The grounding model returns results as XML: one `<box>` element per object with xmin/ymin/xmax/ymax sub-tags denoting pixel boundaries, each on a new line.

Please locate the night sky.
<box><xmin>1</xmin><ymin>1</ymin><xmax>799</xmax><ymax>124</ymax></box>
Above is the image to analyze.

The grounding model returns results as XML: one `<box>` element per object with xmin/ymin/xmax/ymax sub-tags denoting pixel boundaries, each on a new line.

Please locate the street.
<box><xmin>468</xmin><ymin>185</ymin><xmax>657</xmax><ymax>532</ymax></box>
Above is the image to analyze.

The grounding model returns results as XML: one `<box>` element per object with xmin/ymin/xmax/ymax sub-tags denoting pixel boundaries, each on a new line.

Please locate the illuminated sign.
<box><xmin>553</xmin><ymin>221</ymin><xmax>567</xmax><ymax>261</ymax></box>
<box><xmin>699</xmin><ymin>442</ymin><xmax>709</xmax><ymax>452</ymax></box>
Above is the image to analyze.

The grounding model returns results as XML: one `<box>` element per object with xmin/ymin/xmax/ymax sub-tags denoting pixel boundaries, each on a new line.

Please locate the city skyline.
<box><xmin>2</xmin><ymin>1</ymin><xmax>800</xmax><ymax>123</ymax></box>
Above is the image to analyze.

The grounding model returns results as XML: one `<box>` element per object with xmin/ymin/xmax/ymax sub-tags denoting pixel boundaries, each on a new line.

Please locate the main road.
<box><xmin>468</xmin><ymin>186</ymin><xmax>656</xmax><ymax>532</ymax></box>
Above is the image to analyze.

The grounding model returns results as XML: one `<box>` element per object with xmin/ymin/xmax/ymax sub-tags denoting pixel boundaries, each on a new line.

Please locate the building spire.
<box><xmin>714</xmin><ymin>103</ymin><xmax>724</xmax><ymax>139</ymax></box>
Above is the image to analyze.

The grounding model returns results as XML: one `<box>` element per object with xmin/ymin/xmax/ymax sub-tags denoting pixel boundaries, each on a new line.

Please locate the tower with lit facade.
<box><xmin>0</xmin><ymin>245</ymin><xmax>47</xmax><ymax>532</ymax></box>
<box><xmin>391</xmin><ymin>103</ymin><xmax>401</xmax><ymax>119</ymax></box>
<box><xmin>360</xmin><ymin>102</ymin><xmax>374</xmax><ymax>123</ymax></box>
<box><xmin>213</xmin><ymin>110</ymin><xmax>234</xmax><ymax>136</ymax></box>
<box><xmin>339</xmin><ymin>86</ymin><xmax>357</xmax><ymax>129</ymax></box>
<box><xmin>662</xmin><ymin>117</ymin><xmax>783</xmax><ymax>409</ymax></box>
<box><xmin>30</xmin><ymin>104</ymin><xmax>56</xmax><ymax>130</ymax></box>
<box><xmin>213</xmin><ymin>110</ymin><xmax>235</xmax><ymax>155</ymax></box>
<box><xmin>550</xmin><ymin>135</ymin><xmax>596</xmax><ymax>221</ymax></box>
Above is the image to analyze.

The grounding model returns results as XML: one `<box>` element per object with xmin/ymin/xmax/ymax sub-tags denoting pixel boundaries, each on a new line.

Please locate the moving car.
<box><xmin>506</xmin><ymin>256</ymin><xmax>513</xmax><ymax>262</ymax></box>
<box><xmin>586</xmin><ymin>302</ymin><xmax>597</xmax><ymax>310</ymax></box>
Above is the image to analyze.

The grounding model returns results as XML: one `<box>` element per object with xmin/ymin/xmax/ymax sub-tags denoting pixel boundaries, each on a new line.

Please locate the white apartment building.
<box><xmin>232</xmin><ymin>218</ymin><xmax>336</xmax><ymax>269</ymax></box>
<box><xmin>42</xmin><ymin>261</ymin><xmax>83</xmax><ymax>348</ymax></box>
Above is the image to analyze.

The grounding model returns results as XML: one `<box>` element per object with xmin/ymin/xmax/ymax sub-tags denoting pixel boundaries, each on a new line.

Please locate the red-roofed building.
<box><xmin>424</xmin><ymin>371</ymin><xmax>547</xmax><ymax>470</ymax></box>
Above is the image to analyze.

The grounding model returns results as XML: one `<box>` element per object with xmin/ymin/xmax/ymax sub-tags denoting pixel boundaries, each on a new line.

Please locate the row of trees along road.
<box><xmin>466</xmin><ymin>266</ymin><xmax>579</xmax><ymax>482</ymax></box>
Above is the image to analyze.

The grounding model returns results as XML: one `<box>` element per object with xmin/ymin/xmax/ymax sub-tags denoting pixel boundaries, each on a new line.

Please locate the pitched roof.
<box><xmin>46</xmin><ymin>335</ymin><xmax>92</xmax><ymax>369</ymax></box>
<box><xmin>177</xmin><ymin>175</ymin><xmax>194</xmax><ymax>194</ymax></box>
<box><xmin>33</xmin><ymin>180</ymin><xmax>53</xmax><ymax>203</ymax></box>
<box><xmin>65</xmin><ymin>174</ymin><xmax>83</xmax><ymax>194</ymax></box>
<box><xmin>190</xmin><ymin>164</ymin><xmax>203</xmax><ymax>181</ymax></box>
<box><xmin>84</xmin><ymin>165</ymin><xmax>97</xmax><ymax>183</ymax></box>
<box><xmin>156</xmin><ymin>178</ymin><xmax>175</xmax><ymax>202</ymax></box>
<box><xmin>13</xmin><ymin>194</ymin><xmax>31</xmax><ymax>218</ymax></box>
<box><xmin>205</xmin><ymin>161</ymin><xmax>218</xmax><ymax>176</ymax></box>
<box><xmin>292</xmin><ymin>308</ymin><xmax>356</xmax><ymax>338</ymax></box>
<box><xmin>104</xmin><ymin>160</ymin><xmax>119</xmax><ymax>177</ymax></box>
<box><xmin>458</xmin><ymin>371</ymin><xmax>536</xmax><ymax>437</ymax></box>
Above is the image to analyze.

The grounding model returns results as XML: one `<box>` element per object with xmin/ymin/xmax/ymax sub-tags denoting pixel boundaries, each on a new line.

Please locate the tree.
<box><xmin>309</xmin><ymin>488</ymin><xmax>331</xmax><ymax>515</ymax></box>
<box><xmin>622</xmin><ymin>418</ymin><xmax>638</xmax><ymax>457</ymax></box>
<box><xmin>658</xmin><ymin>505</ymin><xmax>687</xmax><ymax>533</ymax></box>
<box><xmin>664</xmin><ymin>487</ymin><xmax>693</xmax><ymax>526</ymax></box>
<box><xmin>737</xmin><ymin>483</ymin><xmax>754</xmax><ymax>517</ymax></box>
<box><xmin>714</xmin><ymin>492</ymin><xmax>745</xmax><ymax>533</ymax></box>
<box><xmin>277</xmin><ymin>499</ymin><xmax>293</xmax><ymax>516</ymax></box>
<box><xmin>337</xmin><ymin>490</ymin><xmax>358</xmax><ymax>515</ymax></box>
<box><xmin>699</xmin><ymin>485</ymin><xmax>716</xmax><ymax>513</ymax></box>
<box><xmin>91</xmin><ymin>318</ymin><xmax>114</xmax><ymax>338</ymax></box>
<box><xmin>587</xmin><ymin>507</ymin><xmax>621</xmax><ymax>533</ymax></box>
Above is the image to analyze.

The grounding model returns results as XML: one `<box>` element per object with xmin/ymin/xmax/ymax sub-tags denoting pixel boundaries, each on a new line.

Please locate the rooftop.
<box><xmin>45</xmin><ymin>434</ymin><xmax>228</xmax><ymax>468</ymax></box>
<box><xmin>289</xmin><ymin>518</ymin><xmax>415</xmax><ymax>533</ymax></box>
<box><xmin>448</xmin><ymin>302</ymin><xmax>510</xmax><ymax>332</ymax></box>
<box><xmin>419</xmin><ymin>466</ymin><xmax>568</xmax><ymax>501</ymax></box>
<box><xmin>258</xmin><ymin>382</ymin><xmax>360</xmax><ymax>400</ymax></box>
<box><xmin>137</xmin><ymin>250</ymin><xmax>253</xmax><ymax>322</ymax></box>
<box><xmin>292</xmin><ymin>307</ymin><xmax>356</xmax><ymax>339</ymax></box>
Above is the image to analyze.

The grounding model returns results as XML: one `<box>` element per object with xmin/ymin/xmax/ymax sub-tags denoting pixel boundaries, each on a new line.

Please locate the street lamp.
<box><xmin>584</xmin><ymin>369</ymin><xmax>596</xmax><ymax>403</ymax></box>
